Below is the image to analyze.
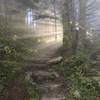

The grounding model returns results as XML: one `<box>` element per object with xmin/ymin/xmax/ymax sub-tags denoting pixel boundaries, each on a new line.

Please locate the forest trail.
<box><xmin>26</xmin><ymin>40</ymin><xmax>68</xmax><ymax>100</ymax></box>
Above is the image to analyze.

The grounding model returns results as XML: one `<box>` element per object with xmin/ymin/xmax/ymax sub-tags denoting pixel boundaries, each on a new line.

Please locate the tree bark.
<box><xmin>62</xmin><ymin>0</ymin><xmax>77</xmax><ymax>58</ymax></box>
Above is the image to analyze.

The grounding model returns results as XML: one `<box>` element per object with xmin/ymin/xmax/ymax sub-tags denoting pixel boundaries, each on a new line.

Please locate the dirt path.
<box><xmin>7</xmin><ymin>41</ymin><xmax>68</xmax><ymax>100</ymax></box>
<box><xmin>25</xmin><ymin>41</ymin><xmax>68</xmax><ymax>100</ymax></box>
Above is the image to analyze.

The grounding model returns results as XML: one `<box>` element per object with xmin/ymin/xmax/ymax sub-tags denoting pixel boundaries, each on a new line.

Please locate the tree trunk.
<box><xmin>62</xmin><ymin>0</ymin><xmax>76</xmax><ymax>58</ymax></box>
<box><xmin>79</xmin><ymin>0</ymin><xmax>87</xmax><ymax>49</ymax></box>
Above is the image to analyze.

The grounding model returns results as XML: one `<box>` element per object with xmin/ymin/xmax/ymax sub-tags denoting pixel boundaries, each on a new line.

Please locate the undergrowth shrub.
<box><xmin>54</xmin><ymin>53</ymin><xmax>100</xmax><ymax>100</ymax></box>
<box><xmin>0</xmin><ymin>33</ymin><xmax>38</xmax><ymax>100</ymax></box>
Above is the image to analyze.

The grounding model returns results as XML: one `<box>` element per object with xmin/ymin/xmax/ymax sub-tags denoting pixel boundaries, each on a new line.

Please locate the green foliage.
<box><xmin>55</xmin><ymin>53</ymin><xmax>88</xmax><ymax>76</ymax></box>
<box><xmin>0</xmin><ymin>33</ymin><xmax>38</xmax><ymax>100</ymax></box>
<box><xmin>26</xmin><ymin>82</ymin><xmax>39</xmax><ymax>100</ymax></box>
<box><xmin>20</xmin><ymin>77</ymin><xmax>39</xmax><ymax>100</ymax></box>
<box><xmin>0</xmin><ymin>34</ymin><xmax>22</xmax><ymax>98</ymax></box>
<box><xmin>55</xmin><ymin>53</ymin><xmax>100</xmax><ymax>100</ymax></box>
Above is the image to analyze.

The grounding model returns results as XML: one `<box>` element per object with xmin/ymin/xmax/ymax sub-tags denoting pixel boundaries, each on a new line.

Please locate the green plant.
<box><xmin>54</xmin><ymin>53</ymin><xmax>100</xmax><ymax>100</ymax></box>
<box><xmin>0</xmin><ymin>33</ymin><xmax>38</xmax><ymax>100</ymax></box>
